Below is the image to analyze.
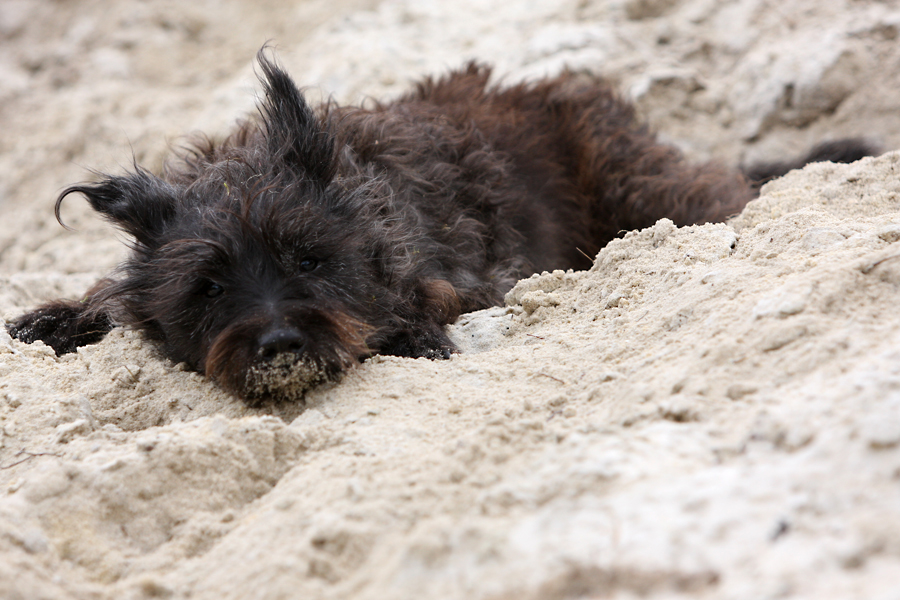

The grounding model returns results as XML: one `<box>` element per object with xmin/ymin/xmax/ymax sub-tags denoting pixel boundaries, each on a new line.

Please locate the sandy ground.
<box><xmin>2</xmin><ymin>0</ymin><xmax>900</xmax><ymax>598</ymax></box>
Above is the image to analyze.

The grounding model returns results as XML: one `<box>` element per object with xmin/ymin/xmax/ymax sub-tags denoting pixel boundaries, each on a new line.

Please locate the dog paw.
<box><xmin>7</xmin><ymin>300</ymin><xmax>113</xmax><ymax>356</ymax></box>
<box><xmin>381</xmin><ymin>326</ymin><xmax>456</xmax><ymax>360</ymax></box>
<box><xmin>422</xmin><ymin>346</ymin><xmax>453</xmax><ymax>360</ymax></box>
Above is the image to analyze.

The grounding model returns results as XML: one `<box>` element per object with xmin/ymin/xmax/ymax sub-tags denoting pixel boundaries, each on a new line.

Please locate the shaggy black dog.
<box><xmin>7</xmin><ymin>51</ymin><xmax>874</xmax><ymax>403</ymax></box>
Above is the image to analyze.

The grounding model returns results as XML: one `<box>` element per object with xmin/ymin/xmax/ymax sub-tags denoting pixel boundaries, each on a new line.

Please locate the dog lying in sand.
<box><xmin>6</xmin><ymin>50</ymin><xmax>874</xmax><ymax>404</ymax></box>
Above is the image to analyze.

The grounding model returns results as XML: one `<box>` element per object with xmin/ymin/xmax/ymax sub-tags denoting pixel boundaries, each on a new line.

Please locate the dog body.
<box><xmin>7</xmin><ymin>53</ymin><xmax>871</xmax><ymax>403</ymax></box>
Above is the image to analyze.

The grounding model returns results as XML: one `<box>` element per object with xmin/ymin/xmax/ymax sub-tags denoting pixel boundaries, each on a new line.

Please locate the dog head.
<box><xmin>62</xmin><ymin>52</ymin><xmax>396</xmax><ymax>403</ymax></box>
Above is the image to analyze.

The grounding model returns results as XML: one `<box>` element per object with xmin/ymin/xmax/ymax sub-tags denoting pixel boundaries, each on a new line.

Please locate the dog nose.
<box><xmin>257</xmin><ymin>326</ymin><xmax>305</xmax><ymax>360</ymax></box>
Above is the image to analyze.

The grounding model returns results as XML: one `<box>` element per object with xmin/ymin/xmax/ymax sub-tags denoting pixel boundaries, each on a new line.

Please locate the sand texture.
<box><xmin>2</xmin><ymin>0</ymin><xmax>900</xmax><ymax>598</ymax></box>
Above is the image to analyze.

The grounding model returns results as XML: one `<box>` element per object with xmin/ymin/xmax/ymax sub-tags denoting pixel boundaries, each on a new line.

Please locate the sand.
<box><xmin>2</xmin><ymin>0</ymin><xmax>900</xmax><ymax>598</ymax></box>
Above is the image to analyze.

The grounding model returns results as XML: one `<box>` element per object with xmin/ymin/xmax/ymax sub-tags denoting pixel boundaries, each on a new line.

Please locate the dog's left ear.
<box><xmin>57</xmin><ymin>168</ymin><xmax>177</xmax><ymax>248</ymax></box>
<box><xmin>256</xmin><ymin>50</ymin><xmax>335</xmax><ymax>184</ymax></box>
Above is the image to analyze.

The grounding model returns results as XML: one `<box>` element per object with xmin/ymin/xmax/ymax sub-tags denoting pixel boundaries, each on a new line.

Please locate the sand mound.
<box><xmin>2</xmin><ymin>1</ymin><xmax>900</xmax><ymax>598</ymax></box>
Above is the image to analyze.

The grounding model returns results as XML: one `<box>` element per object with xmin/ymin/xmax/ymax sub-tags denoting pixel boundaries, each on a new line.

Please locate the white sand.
<box><xmin>2</xmin><ymin>1</ymin><xmax>900</xmax><ymax>598</ymax></box>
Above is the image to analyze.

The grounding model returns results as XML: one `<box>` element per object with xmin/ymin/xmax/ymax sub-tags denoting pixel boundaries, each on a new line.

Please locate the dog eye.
<box><xmin>202</xmin><ymin>282</ymin><xmax>225</xmax><ymax>298</ymax></box>
<box><xmin>298</xmin><ymin>258</ymin><xmax>318</xmax><ymax>272</ymax></box>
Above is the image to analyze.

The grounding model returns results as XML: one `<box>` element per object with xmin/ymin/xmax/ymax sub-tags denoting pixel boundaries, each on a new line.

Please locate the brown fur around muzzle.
<box><xmin>204</xmin><ymin>308</ymin><xmax>373</xmax><ymax>405</ymax></box>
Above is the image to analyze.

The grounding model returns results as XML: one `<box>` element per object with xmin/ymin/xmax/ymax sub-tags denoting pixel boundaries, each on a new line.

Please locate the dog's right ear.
<box><xmin>57</xmin><ymin>168</ymin><xmax>177</xmax><ymax>248</ymax></box>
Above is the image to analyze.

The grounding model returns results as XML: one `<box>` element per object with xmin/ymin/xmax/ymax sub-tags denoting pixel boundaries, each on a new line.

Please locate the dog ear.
<box><xmin>57</xmin><ymin>168</ymin><xmax>177</xmax><ymax>248</ymax></box>
<box><xmin>256</xmin><ymin>49</ymin><xmax>335</xmax><ymax>184</ymax></box>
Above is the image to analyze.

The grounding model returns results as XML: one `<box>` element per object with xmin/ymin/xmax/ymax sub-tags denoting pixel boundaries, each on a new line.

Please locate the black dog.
<box><xmin>7</xmin><ymin>51</ymin><xmax>874</xmax><ymax>403</ymax></box>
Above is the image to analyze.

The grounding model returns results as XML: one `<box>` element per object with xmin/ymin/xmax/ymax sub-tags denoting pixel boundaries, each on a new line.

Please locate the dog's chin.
<box><xmin>239</xmin><ymin>352</ymin><xmax>339</xmax><ymax>405</ymax></box>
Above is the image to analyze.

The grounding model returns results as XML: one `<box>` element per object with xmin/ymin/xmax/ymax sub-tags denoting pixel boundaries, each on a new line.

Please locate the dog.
<box><xmin>6</xmin><ymin>50</ymin><xmax>875</xmax><ymax>404</ymax></box>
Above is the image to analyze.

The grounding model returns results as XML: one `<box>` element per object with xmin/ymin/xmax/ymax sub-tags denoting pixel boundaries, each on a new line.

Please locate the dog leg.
<box><xmin>7</xmin><ymin>298</ymin><xmax>113</xmax><ymax>356</ymax></box>
<box><xmin>743</xmin><ymin>138</ymin><xmax>879</xmax><ymax>188</ymax></box>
